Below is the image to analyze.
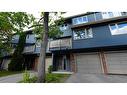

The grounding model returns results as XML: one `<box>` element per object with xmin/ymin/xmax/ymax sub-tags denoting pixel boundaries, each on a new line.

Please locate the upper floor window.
<box><xmin>12</xmin><ymin>35</ymin><xmax>19</xmax><ymax>40</ymax></box>
<box><xmin>72</xmin><ymin>16</ymin><xmax>88</xmax><ymax>25</ymax></box>
<box><xmin>102</xmin><ymin>12</ymin><xmax>121</xmax><ymax>19</ymax></box>
<box><xmin>59</xmin><ymin>24</ymin><xmax>68</xmax><ymax>31</ymax></box>
<box><xmin>109</xmin><ymin>22</ymin><xmax>127</xmax><ymax>35</ymax></box>
<box><xmin>73</xmin><ymin>28</ymin><xmax>93</xmax><ymax>40</ymax></box>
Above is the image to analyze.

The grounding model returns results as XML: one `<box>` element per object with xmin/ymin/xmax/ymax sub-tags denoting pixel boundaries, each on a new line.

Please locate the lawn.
<box><xmin>20</xmin><ymin>73</ymin><xmax>71</xmax><ymax>83</ymax></box>
<box><xmin>0</xmin><ymin>71</ymin><xmax>22</xmax><ymax>77</ymax></box>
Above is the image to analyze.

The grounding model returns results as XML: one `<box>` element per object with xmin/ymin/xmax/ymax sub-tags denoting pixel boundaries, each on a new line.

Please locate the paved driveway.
<box><xmin>65</xmin><ymin>73</ymin><xmax>127</xmax><ymax>83</ymax></box>
<box><xmin>0</xmin><ymin>71</ymin><xmax>37</xmax><ymax>83</ymax></box>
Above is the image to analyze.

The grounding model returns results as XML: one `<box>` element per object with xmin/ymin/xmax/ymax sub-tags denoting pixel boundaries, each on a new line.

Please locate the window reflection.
<box><xmin>110</xmin><ymin>22</ymin><xmax>127</xmax><ymax>35</ymax></box>
<box><xmin>73</xmin><ymin>28</ymin><xmax>93</xmax><ymax>40</ymax></box>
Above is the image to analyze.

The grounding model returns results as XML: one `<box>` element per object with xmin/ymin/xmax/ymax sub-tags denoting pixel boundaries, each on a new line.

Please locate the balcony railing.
<box><xmin>23</xmin><ymin>45</ymin><xmax>35</xmax><ymax>53</ymax></box>
<box><xmin>49</xmin><ymin>38</ymin><xmax>72</xmax><ymax>50</ymax></box>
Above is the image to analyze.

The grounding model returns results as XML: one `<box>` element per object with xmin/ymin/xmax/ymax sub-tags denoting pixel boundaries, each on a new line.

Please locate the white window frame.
<box><xmin>72</xmin><ymin>16</ymin><xmax>88</xmax><ymax>25</ymax></box>
<box><xmin>109</xmin><ymin>22</ymin><xmax>127</xmax><ymax>35</ymax></box>
<box><xmin>102</xmin><ymin>12</ymin><xmax>122</xmax><ymax>19</ymax></box>
<box><xmin>73</xmin><ymin>28</ymin><xmax>93</xmax><ymax>40</ymax></box>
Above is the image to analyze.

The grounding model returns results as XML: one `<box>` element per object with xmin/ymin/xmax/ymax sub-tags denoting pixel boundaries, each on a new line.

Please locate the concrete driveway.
<box><xmin>0</xmin><ymin>71</ymin><xmax>37</xmax><ymax>83</ymax></box>
<box><xmin>65</xmin><ymin>73</ymin><xmax>127</xmax><ymax>83</ymax></box>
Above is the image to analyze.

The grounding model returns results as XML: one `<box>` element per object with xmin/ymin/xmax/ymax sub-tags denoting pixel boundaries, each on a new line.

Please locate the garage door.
<box><xmin>76</xmin><ymin>53</ymin><xmax>102</xmax><ymax>74</ymax></box>
<box><xmin>106</xmin><ymin>52</ymin><xmax>127</xmax><ymax>74</ymax></box>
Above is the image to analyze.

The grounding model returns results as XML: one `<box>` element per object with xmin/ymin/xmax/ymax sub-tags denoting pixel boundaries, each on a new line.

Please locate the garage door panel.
<box><xmin>76</xmin><ymin>53</ymin><xmax>102</xmax><ymax>74</ymax></box>
<box><xmin>106</xmin><ymin>52</ymin><xmax>127</xmax><ymax>74</ymax></box>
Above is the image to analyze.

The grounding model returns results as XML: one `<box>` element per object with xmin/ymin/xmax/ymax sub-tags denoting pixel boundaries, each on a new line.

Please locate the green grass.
<box><xmin>0</xmin><ymin>71</ymin><xmax>22</xmax><ymax>77</ymax></box>
<box><xmin>19</xmin><ymin>73</ymin><xmax>71</xmax><ymax>83</ymax></box>
<box><xmin>45</xmin><ymin>73</ymin><xmax>70</xmax><ymax>83</ymax></box>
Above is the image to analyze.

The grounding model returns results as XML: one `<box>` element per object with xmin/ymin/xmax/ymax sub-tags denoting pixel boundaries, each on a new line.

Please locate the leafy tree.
<box><xmin>0</xmin><ymin>12</ymin><xmax>35</xmax><ymax>57</ymax></box>
<box><xmin>30</xmin><ymin>12</ymin><xmax>65</xmax><ymax>83</ymax></box>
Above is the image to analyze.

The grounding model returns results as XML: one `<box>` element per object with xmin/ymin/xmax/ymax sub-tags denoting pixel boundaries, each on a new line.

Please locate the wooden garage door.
<box><xmin>76</xmin><ymin>53</ymin><xmax>102</xmax><ymax>74</ymax></box>
<box><xmin>106</xmin><ymin>52</ymin><xmax>127</xmax><ymax>74</ymax></box>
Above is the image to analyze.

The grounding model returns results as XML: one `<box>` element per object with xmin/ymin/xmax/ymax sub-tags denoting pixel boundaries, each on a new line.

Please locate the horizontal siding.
<box><xmin>73</xmin><ymin>25</ymin><xmax>127</xmax><ymax>49</ymax></box>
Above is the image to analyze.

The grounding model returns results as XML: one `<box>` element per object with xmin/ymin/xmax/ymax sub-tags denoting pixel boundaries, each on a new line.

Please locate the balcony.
<box><xmin>23</xmin><ymin>45</ymin><xmax>35</xmax><ymax>54</ymax></box>
<box><xmin>49</xmin><ymin>38</ymin><xmax>72</xmax><ymax>50</ymax></box>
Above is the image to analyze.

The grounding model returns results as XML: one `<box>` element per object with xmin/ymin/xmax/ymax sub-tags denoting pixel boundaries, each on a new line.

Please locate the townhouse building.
<box><xmin>49</xmin><ymin>12</ymin><xmax>127</xmax><ymax>74</ymax></box>
<box><xmin>1</xmin><ymin>12</ymin><xmax>127</xmax><ymax>75</ymax></box>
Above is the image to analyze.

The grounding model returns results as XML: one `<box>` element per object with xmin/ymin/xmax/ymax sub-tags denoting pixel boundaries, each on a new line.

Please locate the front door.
<box><xmin>57</xmin><ymin>55</ymin><xmax>70</xmax><ymax>71</ymax></box>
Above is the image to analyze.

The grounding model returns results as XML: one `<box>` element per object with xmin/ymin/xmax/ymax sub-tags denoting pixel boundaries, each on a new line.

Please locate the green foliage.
<box><xmin>8</xmin><ymin>32</ymin><xmax>26</xmax><ymax>71</ymax></box>
<box><xmin>0</xmin><ymin>12</ymin><xmax>35</xmax><ymax>56</ymax></box>
<box><xmin>48</xmin><ymin>65</ymin><xmax>53</xmax><ymax>73</ymax></box>
<box><xmin>33</xmin><ymin>12</ymin><xmax>64</xmax><ymax>40</ymax></box>
<box><xmin>45</xmin><ymin>74</ymin><xmax>59</xmax><ymax>83</ymax></box>
<box><xmin>45</xmin><ymin>74</ymin><xmax>70</xmax><ymax>83</ymax></box>
<box><xmin>19</xmin><ymin>70</ymin><xmax>37</xmax><ymax>83</ymax></box>
<box><xmin>22</xmin><ymin>70</ymin><xmax>30</xmax><ymax>83</ymax></box>
<box><xmin>19</xmin><ymin>73</ymin><xmax>70</xmax><ymax>83</ymax></box>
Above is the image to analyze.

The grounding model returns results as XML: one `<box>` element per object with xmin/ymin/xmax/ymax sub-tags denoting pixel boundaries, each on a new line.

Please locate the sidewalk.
<box><xmin>0</xmin><ymin>71</ymin><xmax>37</xmax><ymax>83</ymax></box>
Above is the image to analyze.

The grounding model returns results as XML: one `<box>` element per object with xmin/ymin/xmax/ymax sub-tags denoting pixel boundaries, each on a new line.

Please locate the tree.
<box><xmin>37</xmin><ymin>12</ymin><xmax>49</xmax><ymax>82</ymax></box>
<box><xmin>0</xmin><ymin>12</ymin><xmax>35</xmax><ymax>57</ymax></box>
<box><xmin>31</xmin><ymin>12</ymin><xmax>64</xmax><ymax>83</ymax></box>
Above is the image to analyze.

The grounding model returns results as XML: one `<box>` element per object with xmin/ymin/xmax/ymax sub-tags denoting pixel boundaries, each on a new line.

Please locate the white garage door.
<box><xmin>76</xmin><ymin>53</ymin><xmax>102</xmax><ymax>74</ymax></box>
<box><xmin>106</xmin><ymin>52</ymin><xmax>127</xmax><ymax>74</ymax></box>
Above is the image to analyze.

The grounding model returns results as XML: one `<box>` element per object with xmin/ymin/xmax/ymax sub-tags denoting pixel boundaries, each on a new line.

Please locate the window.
<box><xmin>102</xmin><ymin>12</ymin><xmax>121</xmax><ymax>19</ymax></box>
<box><xmin>72</xmin><ymin>16</ymin><xmax>88</xmax><ymax>25</ymax></box>
<box><xmin>73</xmin><ymin>28</ymin><xmax>93</xmax><ymax>40</ymax></box>
<box><xmin>121</xmin><ymin>12</ymin><xmax>127</xmax><ymax>16</ymax></box>
<box><xmin>59</xmin><ymin>24</ymin><xmax>68</xmax><ymax>31</ymax></box>
<box><xmin>109</xmin><ymin>22</ymin><xmax>127</xmax><ymax>35</ymax></box>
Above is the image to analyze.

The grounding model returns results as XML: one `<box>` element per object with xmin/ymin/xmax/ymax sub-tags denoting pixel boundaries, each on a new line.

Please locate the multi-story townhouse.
<box><xmin>49</xmin><ymin>12</ymin><xmax>127</xmax><ymax>74</ymax></box>
<box><xmin>1</xmin><ymin>30</ymin><xmax>52</xmax><ymax>71</ymax></box>
<box><xmin>1</xmin><ymin>12</ymin><xmax>127</xmax><ymax>75</ymax></box>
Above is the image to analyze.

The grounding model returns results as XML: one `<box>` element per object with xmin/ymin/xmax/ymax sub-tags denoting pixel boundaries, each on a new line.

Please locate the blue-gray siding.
<box><xmin>73</xmin><ymin>25</ymin><xmax>127</xmax><ymax>49</ymax></box>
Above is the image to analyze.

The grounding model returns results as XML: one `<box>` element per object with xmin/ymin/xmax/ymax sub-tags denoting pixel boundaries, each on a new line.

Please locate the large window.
<box><xmin>102</xmin><ymin>12</ymin><xmax>121</xmax><ymax>19</ymax></box>
<box><xmin>73</xmin><ymin>28</ymin><xmax>93</xmax><ymax>40</ymax></box>
<box><xmin>72</xmin><ymin>16</ymin><xmax>88</xmax><ymax>25</ymax></box>
<box><xmin>109</xmin><ymin>22</ymin><xmax>127</xmax><ymax>35</ymax></box>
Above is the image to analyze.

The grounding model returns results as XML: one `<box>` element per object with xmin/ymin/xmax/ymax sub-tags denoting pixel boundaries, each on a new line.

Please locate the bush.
<box><xmin>45</xmin><ymin>74</ymin><xmax>59</xmax><ymax>83</ymax></box>
<box><xmin>22</xmin><ymin>70</ymin><xmax>30</xmax><ymax>83</ymax></box>
<box><xmin>48</xmin><ymin>65</ymin><xmax>53</xmax><ymax>73</ymax></box>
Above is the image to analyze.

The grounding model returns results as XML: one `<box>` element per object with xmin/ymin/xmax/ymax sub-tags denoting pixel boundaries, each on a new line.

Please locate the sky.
<box><xmin>30</xmin><ymin>11</ymin><xmax>85</xmax><ymax>19</ymax></box>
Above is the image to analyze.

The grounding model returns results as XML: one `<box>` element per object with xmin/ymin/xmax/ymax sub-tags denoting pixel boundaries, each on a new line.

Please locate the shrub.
<box><xmin>22</xmin><ymin>70</ymin><xmax>30</xmax><ymax>83</ymax></box>
<box><xmin>45</xmin><ymin>74</ymin><xmax>59</xmax><ymax>83</ymax></box>
<box><xmin>48</xmin><ymin>65</ymin><xmax>53</xmax><ymax>73</ymax></box>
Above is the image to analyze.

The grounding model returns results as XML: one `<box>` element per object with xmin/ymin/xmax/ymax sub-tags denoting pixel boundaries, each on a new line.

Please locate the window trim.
<box><xmin>102</xmin><ymin>12</ymin><xmax>122</xmax><ymax>19</ymax></box>
<box><xmin>72</xmin><ymin>16</ymin><xmax>88</xmax><ymax>25</ymax></box>
<box><xmin>109</xmin><ymin>22</ymin><xmax>127</xmax><ymax>35</ymax></box>
<box><xmin>73</xmin><ymin>28</ymin><xmax>93</xmax><ymax>40</ymax></box>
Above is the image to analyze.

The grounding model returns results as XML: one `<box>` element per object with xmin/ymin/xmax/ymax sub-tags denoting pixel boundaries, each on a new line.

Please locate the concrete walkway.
<box><xmin>66</xmin><ymin>73</ymin><xmax>127</xmax><ymax>83</ymax></box>
<box><xmin>0</xmin><ymin>71</ymin><xmax>37</xmax><ymax>83</ymax></box>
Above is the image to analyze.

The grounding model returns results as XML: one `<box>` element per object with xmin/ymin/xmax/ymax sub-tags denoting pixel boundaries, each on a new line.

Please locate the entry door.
<box><xmin>62</xmin><ymin>55</ymin><xmax>67</xmax><ymax>70</ymax></box>
<box><xmin>57</xmin><ymin>55</ymin><xmax>70</xmax><ymax>71</ymax></box>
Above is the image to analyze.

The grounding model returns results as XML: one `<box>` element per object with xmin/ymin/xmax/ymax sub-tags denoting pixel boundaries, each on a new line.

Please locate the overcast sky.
<box><xmin>30</xmin><ymin>11</ymin><xmax>85</xmax><ymax>19</ymax></box>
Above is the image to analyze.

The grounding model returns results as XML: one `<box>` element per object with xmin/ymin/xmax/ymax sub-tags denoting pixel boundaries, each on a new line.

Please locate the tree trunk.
<box><xmin>37</xmin><ymin>12</ymin><xmax>49</xmax><ymax>83</ymax></box>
